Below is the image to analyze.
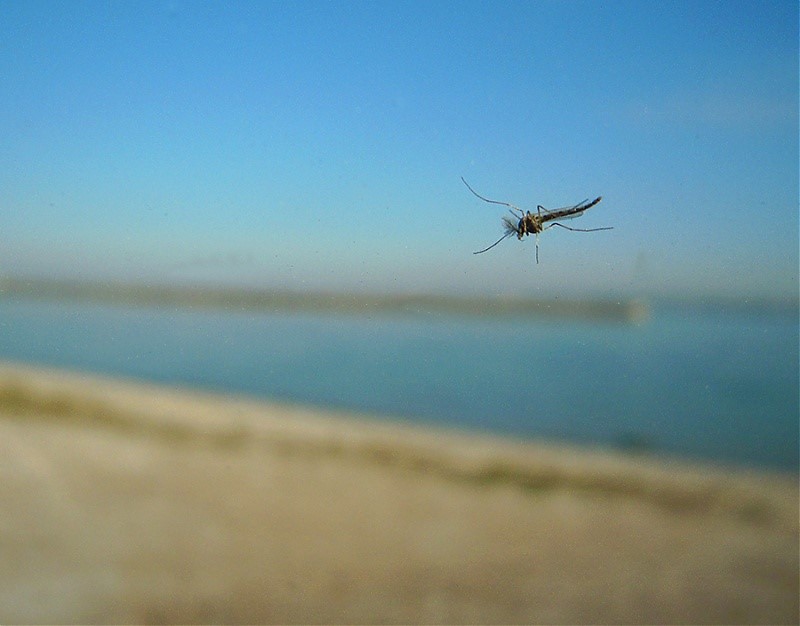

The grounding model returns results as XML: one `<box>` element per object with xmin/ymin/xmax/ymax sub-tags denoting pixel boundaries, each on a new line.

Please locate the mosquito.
<box><xmin>462</xmin><ymin>177</ymin><xmax>612</xmax><ymax>263</ymax></box>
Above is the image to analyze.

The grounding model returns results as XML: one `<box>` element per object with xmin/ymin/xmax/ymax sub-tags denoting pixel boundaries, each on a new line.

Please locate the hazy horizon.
<box><xmin>2</xmin><ymin>1</ymin><xmax>797</xmax><ymax>301</ymax></box>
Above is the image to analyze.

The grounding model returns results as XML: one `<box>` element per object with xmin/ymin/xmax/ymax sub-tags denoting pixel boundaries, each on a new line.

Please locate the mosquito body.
<box><xmin>462</xmin><ymin>177</ymin><xmax>612</xmax><ymax>263</ymax></box>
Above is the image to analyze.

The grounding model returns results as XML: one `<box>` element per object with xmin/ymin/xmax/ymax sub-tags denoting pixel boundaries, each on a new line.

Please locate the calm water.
<box><xmin>0</xmin><ymin>296</ymin><xmax>797</xmax><ymax>472</ymax></box>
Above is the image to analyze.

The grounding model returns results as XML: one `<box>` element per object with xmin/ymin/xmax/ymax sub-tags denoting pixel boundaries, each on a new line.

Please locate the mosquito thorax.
<box><xmin>522</xmin><ymin>213</ymin><xmax>542</xmax><ymax>235</ymax></box>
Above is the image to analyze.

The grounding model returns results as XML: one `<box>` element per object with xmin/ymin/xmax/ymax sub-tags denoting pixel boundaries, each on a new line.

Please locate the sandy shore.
<box><xmin>0</xmin><ymin>361</ymin><xmax>797</xmax><ymax>624</ymax></box>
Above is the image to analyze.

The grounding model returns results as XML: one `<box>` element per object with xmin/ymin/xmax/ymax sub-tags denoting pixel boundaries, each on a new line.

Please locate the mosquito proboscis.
<box><xmin>463</xmin><ymin>177</ymin><xmax>612</xmax><ymax>263</ymax></box>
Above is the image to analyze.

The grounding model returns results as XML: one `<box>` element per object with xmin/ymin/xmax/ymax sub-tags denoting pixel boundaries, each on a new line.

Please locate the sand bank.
<box><xmin>0</xmin><ymin>361</ymin><xmax>796</xmax><ymax>624</ymax></box>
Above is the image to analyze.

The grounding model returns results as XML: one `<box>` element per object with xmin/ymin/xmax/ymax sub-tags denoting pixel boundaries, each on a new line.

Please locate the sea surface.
<box><xmin>0</xmin><ymin>295</ymin><xmax>797</xmax><ymax>472</ymax></box>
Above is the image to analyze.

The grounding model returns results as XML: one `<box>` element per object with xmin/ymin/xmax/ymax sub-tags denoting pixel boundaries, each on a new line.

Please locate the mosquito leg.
<box><xmin>473</xmin><ymin>231</ymin><xmax>514</xmax><ymax>254</ymax></box>
<box><xmin>545</xmin><ymin>223</ymin><xmax>614</xmax><ymax>232</ymax></box>
<box><xmin>535</xmin><ymin>233</ymin><xmax>540</xmax><ymax>264</ymax></box>
<box><xmin>462</xmin><ymin>177</ymin><xmax>525</xmax><ymax>214</ymax></box>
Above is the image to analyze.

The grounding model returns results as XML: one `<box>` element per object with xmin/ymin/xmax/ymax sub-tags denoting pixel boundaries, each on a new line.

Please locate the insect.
<box><xmin>462</xmin><ymin>177</ymin><xmax>612</xmax><ymax>263</ymax></box>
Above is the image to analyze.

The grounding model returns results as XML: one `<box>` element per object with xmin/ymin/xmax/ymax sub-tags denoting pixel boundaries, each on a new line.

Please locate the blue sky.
<box><xmin>1</xmin><ymin>1</ymin><xmax>797</xmax><ymax>298</ymax></box>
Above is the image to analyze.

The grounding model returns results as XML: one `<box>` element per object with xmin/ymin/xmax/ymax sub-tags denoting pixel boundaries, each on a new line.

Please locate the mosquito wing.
<box><xmin>540</xmin><ymin>197</ymin><xmax>602</xmax><ymax>222</ymax></box>
<box><xmin>541</xmin><ymin>208</ymin><xmax>585</xmax><ymax>221</ymax></box>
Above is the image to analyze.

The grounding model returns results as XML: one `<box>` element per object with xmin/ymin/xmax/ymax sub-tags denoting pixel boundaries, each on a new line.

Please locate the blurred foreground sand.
<box><xmin>0</xmin><ymin>361</ymin><xmax>797</xmax><ymax>624</ymax></box>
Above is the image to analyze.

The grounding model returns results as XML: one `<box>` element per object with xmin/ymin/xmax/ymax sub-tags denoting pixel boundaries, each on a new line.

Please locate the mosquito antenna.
<box><xmin>461</xmin><ymin>177</ymin><xmax>523</xmax><ymax>215</ymax></box>
<box><xmin>473</xmin><ymin>231</ymin><xmax>514</xmax><ymax>254</ymax></box>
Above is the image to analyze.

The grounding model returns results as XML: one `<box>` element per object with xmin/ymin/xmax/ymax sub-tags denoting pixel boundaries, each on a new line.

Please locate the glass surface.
<box><xmin>1</xmin><ymin>3</ymin><xmax>797</xmax><ymax>623</ymax></box>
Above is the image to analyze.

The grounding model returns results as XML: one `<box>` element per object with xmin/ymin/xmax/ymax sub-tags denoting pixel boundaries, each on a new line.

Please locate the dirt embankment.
<box><xmin>0</xmin><ymin>361</ymin><xmax>797</xmax><ymax>624</ymax></box>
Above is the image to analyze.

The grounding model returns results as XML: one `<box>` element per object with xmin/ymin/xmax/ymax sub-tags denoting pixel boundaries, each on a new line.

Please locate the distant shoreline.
<box><xmin>1</xmin><ymin>276</ymin><xmax>651</xmax><ymax>322</ymax></box>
